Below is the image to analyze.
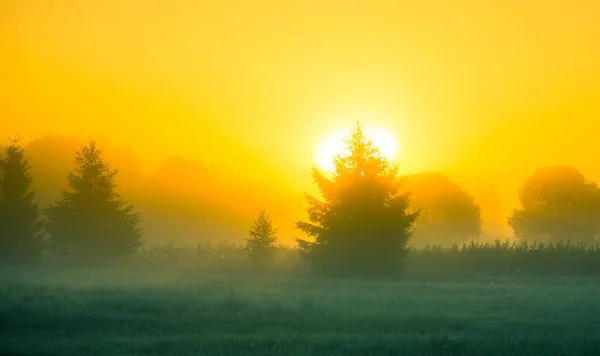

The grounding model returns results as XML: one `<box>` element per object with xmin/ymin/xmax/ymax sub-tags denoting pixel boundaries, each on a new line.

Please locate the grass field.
<box><xmin>1</xmin><ymin>268</ymin><xmax>600</xmax><ymax>355</ymax></box>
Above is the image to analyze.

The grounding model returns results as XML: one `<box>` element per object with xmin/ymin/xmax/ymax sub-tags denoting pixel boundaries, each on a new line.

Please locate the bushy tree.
<box><xmin>401</xmin><ymin>172</ymin><xmax>481</xmax><ymax>247</ymax></box>
<box><xmin>244</xmin><ymin>209</ymin><xmax>278</xmax><ymax>268</ymax></box>
<box><xmin>0</xmin><ymin>138</ymin><xmax>44</xmax><ymax>264</ymax></box>
<box><xmin>46</xmin><ymin>141</ymin><xmax>143</xmax><ymax>265</ymax></box>
<box><xmin>296</xmin><ymin>122</ymin><xmax>419</xmax><ymax>277</ymax></box>
<box><xmin>509</xmin><ymin>166</ymin><xmax>600</xmax><ymax>244</ymax></box>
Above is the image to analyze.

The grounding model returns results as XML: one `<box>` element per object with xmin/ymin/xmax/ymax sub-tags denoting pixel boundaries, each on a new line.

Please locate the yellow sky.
<box><xmin>2</xmin><ymin>0</ymin><xmax>600</xmax><ymax>237</ymax></box>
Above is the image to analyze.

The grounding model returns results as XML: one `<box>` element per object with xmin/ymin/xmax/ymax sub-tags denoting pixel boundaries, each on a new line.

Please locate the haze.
<box><xmin>2</xmin><ymin>0</ymin><xmax>600</xmax><ymax>243</ymax></box>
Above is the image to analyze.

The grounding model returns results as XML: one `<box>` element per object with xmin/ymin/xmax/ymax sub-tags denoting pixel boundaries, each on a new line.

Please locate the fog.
<box><xmin>2</xmin><ymin>0</ymin><xmax>600</xmax><ymax>243</ymax></box>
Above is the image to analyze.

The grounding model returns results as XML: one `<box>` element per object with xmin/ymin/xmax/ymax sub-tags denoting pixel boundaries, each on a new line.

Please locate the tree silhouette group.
<box><xmin>0</xmin><ymin>139</ymin><xmax>142</xmax><ymax>266</ymax></box>
<box><xmin>1</xmin><ymin>121</ymin><xmax>600</xmax><ymax>275</ymax></box>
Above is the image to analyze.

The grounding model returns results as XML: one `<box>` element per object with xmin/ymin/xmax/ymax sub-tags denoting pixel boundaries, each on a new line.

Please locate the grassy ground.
<box><xmin>1</xmin><ymin>268</ymin><xmax>600</xmax><ymax>355</ymax></box>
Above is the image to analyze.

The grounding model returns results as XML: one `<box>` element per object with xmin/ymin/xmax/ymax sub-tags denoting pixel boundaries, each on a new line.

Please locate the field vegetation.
<box><xmin>2</xmin><ymin>267</ymin><xmax>600</xmax><ymax>356</ymax></box>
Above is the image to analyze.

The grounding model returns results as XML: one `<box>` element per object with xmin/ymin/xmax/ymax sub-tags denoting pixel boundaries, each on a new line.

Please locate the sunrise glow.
<box><xmin>314</xmin><ymin>126</ymin><xmax>398</xmax><ymax>171</ymax></box>
<box><xmin>2</xmin><ymin>0</ymin><xmax>600</xmax><ymax>242</ymax></box>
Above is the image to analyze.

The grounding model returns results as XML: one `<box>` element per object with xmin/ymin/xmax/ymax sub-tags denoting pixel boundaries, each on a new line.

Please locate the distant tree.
<box><xmin>509</xmin><ymin>166</ymin><xmax>600</xmax><ymax>244</ymax></box>
<box><xmin>296</xmin><ymin>122</ymin><xmax>419</xmax><ymax>277</ymax></box>
<box><xmin>244</xmin><ymin>209</ymin><xmax>278</xmax><ymax>268</ymax></box>
<box><xmin>401</xmin><ymin>172</ymin><xmax>481</xmax><ymax>247</ymax></box>
<box><xmin>46</xmin><ymin>141</ymin><xmax>143</xmax><ymax>265</ymax></box>
<box><xmin>0</xmin><ymin>138</ymin><xmax>45</xmax><ymax>264</ymax></box>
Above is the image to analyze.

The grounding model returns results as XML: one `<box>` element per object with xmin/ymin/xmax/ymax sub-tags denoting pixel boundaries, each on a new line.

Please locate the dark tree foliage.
<box><xmin>0</xmin><ymin>138</ymin><xmax>45</xmax><ymax>264</ymax></box>
<box><xmin>509</xmin><ymin>166</ymin><xmax>600</xmax><ymax>244</ymax></box>
<box><xmin>401</xmin><ymin>172</ymin><xmax>481</xmax><ymax>247</ymax></box>
<box><xmin>296</xmin><ymin>122</ymin><xmax>419</xmax><ymax>277</ymax></box>
<box><xmin>27</xmin><ymin>135</ymin><xmax>146</xmax><ymax>206</ymax></box>
<box><xmin>244</xmin><ymin>209</ymin><xmax>278</xmax><ymax>269</ymax></box>
<box><xmin>46</xmin><ymin>141</ymin><xmax>143</xmax><ymax>265</ymax></box>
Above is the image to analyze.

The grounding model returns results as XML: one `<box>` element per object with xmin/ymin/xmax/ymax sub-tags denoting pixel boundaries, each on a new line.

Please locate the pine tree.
<box><xmin>244</xmin><ymin>209</ymin><xmax>278</xmax><ymax>268</ymax></box>
<box><xmin>46</xmin><ymin>140</ymin><xmax>143</xmax><ymax>265</ymax></box>
<box><xmin>0</xmin><ymin>137</ymin><xmax>44</xmax><ymax>264</ymax></box>
<box><xmin>296</xmin><ymin>121</ymin><xmax>419</xmax><ymax>277</ymax></box>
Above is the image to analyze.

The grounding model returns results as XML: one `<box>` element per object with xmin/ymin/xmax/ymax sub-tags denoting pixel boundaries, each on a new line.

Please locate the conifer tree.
<box><xmin>0</xmin><ymin>138</ymin><xmax>44</xmax><ymax>264</ymax></box>
<box><xmin>46</xmin><ymin>141</ymin><xmax>142</xmax><ymax>264</ymax></box>
<box><xmin>244</xmin><ymin>209</ymin><xmax>278</xmax><ymax>268</ymax></box>
<box><xmin>296</xmin><ymin>122</ymin><xmax>418</xmax><ymax>277</ymax></box>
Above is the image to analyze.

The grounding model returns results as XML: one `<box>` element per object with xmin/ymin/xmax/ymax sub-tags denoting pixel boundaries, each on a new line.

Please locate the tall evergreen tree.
<box><xmin>244</xmin><ymin>209</ymin><xmax>278</xmax><ymax>268</ymax></box>
<box><xmin>46</xmin><ymin>141</ymin><xmax>143</xmax><ymax>265</ymax></box>
<box><xmin>296</xmin><ymin>122</ymin><xmax>419</xmax><ymax>277</ymax></box>
<box><xmin>0</xmin><ymin>138</ymin><xmax>44</xmax><ymax>264</ymax></box>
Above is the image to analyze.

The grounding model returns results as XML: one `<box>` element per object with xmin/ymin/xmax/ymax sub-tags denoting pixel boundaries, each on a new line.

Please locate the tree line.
<box><xmin>2</xmin><ymin>123</ymin><xmax>600</xmax><ymax>276</ymax></box>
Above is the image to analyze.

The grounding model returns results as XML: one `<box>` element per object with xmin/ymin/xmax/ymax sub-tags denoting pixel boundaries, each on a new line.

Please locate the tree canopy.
<box><xmin>401</xmin><ymin>172</ymin><xmax>481</xmax><ymax>247</ymax></box>
<box><xmin>296</xmin><ymin>122</ymin><xmax>418</xmax><ymax>277</ymax></box>
<box><xmin>0</xmin><ymin>138</ymin><xmax>44</xmax><ymax>264</ymax></box>
<box><xmin>45</xmin><ymin>141</ymin><xmax>143</xmax><ymax>265</ymax></box>
<box><xmin>245</xmin><ymin>209</ymin><xmax>278</xmax><ymax>268</ymax></box>
<box><xmin>509</xmin><ymin>166</ymin><xmax>600</xmax><ymax>244</ymax></box>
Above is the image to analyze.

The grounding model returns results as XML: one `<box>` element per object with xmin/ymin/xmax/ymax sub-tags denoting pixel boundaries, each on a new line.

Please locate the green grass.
<box><xmin>1</xmin><ymin>268</ymin><xmax>600</xmax><ymax>355</ymax></box>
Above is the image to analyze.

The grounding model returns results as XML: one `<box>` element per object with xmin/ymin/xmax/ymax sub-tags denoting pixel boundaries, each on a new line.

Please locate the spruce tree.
<box><xmin>46</xmin><ymin>140</ymin><xmax>142</xmax><ymax>265</ymax></box>
<box><xmin>0</xmin><ymin>138</ymin><xmax>44</xmax><ymax>264</ymax></box>
<box><xmin>244</xmin><ymin>209</ymin><xmax>278</xmax><ymax>269</ymax></box>
<box><xmin>296</xmin><ymin>122</ymin><xmax>418</xmax><ymax>277</ymax></box>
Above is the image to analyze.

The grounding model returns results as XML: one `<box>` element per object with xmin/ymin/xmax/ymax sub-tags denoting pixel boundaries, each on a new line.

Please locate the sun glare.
<box><xmin>314</xmin><ymin>126</ymin><xmax>398</xmax><ymax>172</ymax></box>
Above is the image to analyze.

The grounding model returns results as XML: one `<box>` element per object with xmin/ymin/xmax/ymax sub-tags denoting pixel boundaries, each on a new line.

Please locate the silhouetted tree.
<box><xmin>296</xmin><ymin>122</ymin><xmax>418</xmax><ymax>277</ymax></box>
<box><xmin>46</xmin><ymin>141</ymin><xmax>143</xmax><ymax>265</ymax></box>
<box><xmin>401</xmin><ymin>172</ymin><xmax>481</xmax><ymax>247</ymax></box>
<box><xmin>244</xmin><ymin>209</ymin><xmax>278</xmax><ymax>268</ymax></box>
<box><xmin>0</xmin><ymin>138</ymin><xmax>45</xmax><ymax>264</ymax></box>
<box><xmin>27</xmin><ymin>135</ymin><xmax>145</xmax><ymax>206</ymax></box>
<box><xmin>509</xmin><ymin>166</ymin><xmax>600</xmax><ymax>244</ymax></box>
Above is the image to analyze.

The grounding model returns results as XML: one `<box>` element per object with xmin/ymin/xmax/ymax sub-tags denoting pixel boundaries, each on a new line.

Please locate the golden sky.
<box><xmin>2</xmin><ymin>0</ymin><xmax>600</xmax><ymax>239</ymax></box>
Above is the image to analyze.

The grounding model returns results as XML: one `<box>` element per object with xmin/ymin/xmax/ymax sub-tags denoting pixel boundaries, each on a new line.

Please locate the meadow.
<box><xmin>2</xmin><ymin>262</ymin><xmax>600</xmax><ymax>356</ymax></box>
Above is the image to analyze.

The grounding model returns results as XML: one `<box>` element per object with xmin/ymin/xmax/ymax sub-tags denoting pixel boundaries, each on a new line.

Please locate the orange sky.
<box><xmin>1</xmin><ymin>0</ymin><xmax>600</xmax><ymax>239</ymax></box>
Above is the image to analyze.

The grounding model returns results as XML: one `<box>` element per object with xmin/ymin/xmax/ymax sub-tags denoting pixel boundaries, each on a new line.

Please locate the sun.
<box><xmin>314</xmin><ymin>126</ymin><xmax>398</xmax><ymax>172</ymax></box>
